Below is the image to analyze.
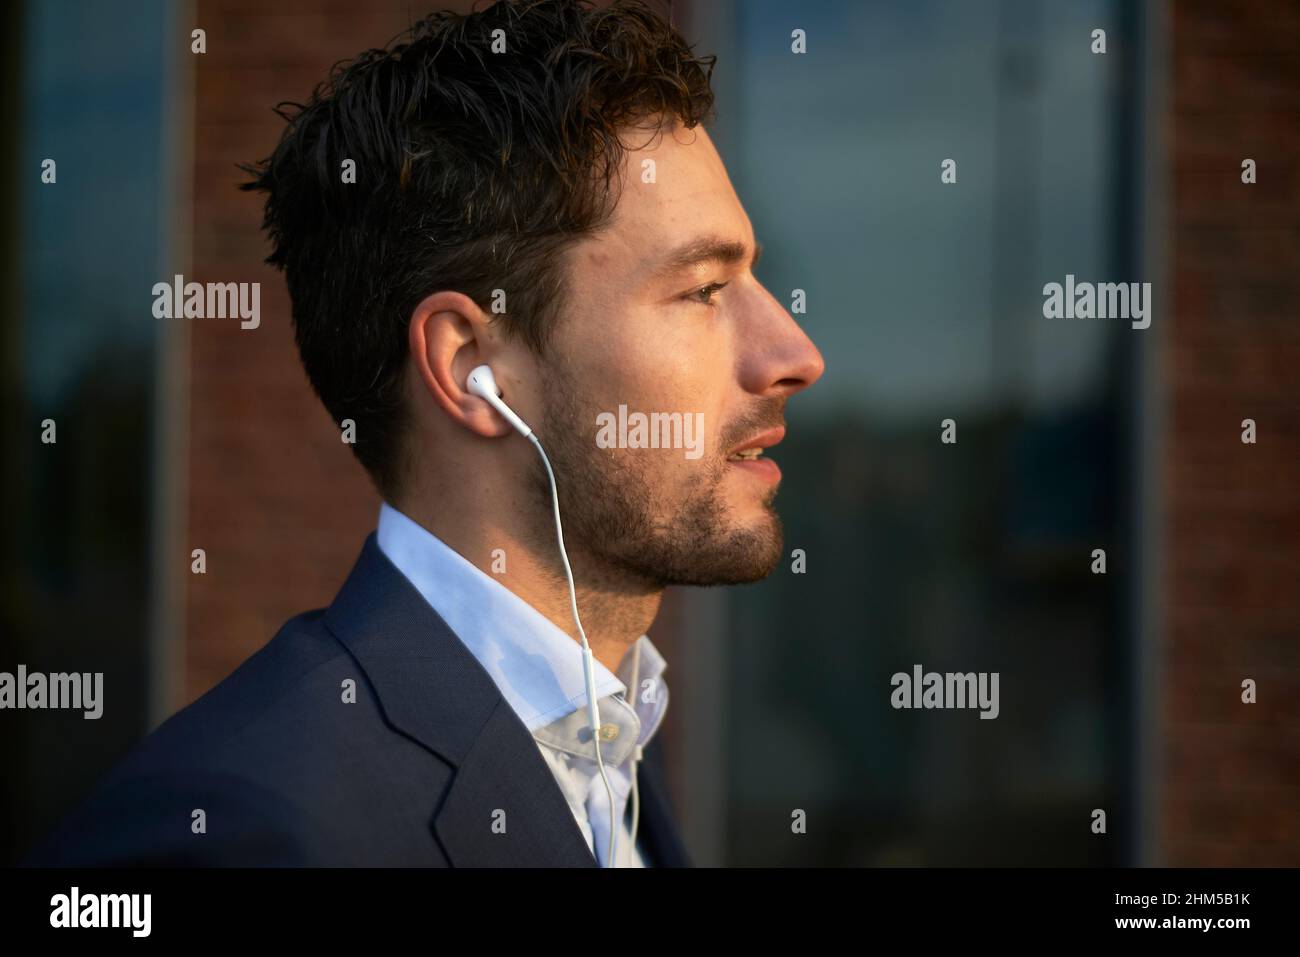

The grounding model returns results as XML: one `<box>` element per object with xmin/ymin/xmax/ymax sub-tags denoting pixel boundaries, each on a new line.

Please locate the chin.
<box><xmin>734</xmin><ymin>530</ymin><xmax>785</xmax><ymax>581</ymax></box>
<box><xmin>698</xmin><ymin>515</ymin><xmax>785</xmax><ymax>585</ymax></box>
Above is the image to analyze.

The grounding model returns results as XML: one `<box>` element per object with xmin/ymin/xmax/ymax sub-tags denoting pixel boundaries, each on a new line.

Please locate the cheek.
<box><xmin>583</xmin><ymin>340</ymin><xmax>710</xmax><ymax>411</ymax></box>
<box><xmin>568</xmin><ymin>306</ymin><xmax>731</xmax><ymax>452</ymax></box>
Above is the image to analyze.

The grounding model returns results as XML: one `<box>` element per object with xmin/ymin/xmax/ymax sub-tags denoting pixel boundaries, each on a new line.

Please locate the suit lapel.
<box><xmin>323</xmin><ymin>533</ymin><xmax>596</xmax><ymax>867</ymax></box>
<box><xmin>434</xmin><ymin>696</ymin><xmax>597</xmax><ymax>866</ymax></box>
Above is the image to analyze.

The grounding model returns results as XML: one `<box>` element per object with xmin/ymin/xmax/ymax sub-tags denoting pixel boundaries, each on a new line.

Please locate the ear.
<box><xmin>407</xmin><ymin>290</ymin><xmax>514</xmax><ymax>438</ymax></box>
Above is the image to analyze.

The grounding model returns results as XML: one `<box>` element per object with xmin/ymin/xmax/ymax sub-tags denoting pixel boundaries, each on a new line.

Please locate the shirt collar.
<box><xmin>533</xmin><ymin>633</ymin><xmax>669</xmax><ymax>766</ymax></box>
<box><xmin>375</xmin><ymin>502</ymin><xmax>669</xmax><ymax>763</ymax></box>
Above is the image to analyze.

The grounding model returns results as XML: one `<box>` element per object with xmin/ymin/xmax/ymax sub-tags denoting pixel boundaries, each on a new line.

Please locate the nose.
<box><xmin>741</xmin><ymin>285</ymin><xmax>826</xmax><ymax>399</ymax></box>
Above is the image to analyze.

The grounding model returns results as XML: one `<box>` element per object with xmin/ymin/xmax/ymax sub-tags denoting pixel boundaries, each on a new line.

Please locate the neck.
<box><xmin>391</xmin><ymin>489</ymin><xmax>662</xmax><ymax>675</ymax></box>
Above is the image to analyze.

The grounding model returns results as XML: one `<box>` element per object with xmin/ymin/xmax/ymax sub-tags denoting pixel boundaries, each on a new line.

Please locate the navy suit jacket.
<box><xmin>24</xmin><ymin>533</ymin><xmax>692</xmax><ymax>867</ymax></box>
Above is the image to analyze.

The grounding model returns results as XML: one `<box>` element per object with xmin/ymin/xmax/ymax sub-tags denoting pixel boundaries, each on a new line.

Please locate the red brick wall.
<box><xmin>1164</xmin><ymin>0</ymin><xmax>1300</xmax><ymax>864</ymax></box>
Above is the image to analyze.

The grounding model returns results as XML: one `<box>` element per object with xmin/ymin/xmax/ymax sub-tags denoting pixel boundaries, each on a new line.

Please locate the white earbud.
<box><xmin>466</xmin><ymin>364</ymin><xmax>533</xmax><ymax>438</ymax></box>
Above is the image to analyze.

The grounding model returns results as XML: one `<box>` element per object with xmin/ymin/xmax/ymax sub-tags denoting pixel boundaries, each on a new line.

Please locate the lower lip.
<box><xmin>728</xmin><ymin>455</ymin><xmax>781</xmax><ymax>483</ymax></box>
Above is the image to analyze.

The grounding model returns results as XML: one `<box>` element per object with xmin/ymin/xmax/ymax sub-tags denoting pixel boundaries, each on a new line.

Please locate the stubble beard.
<box><xmin>523</xmin><ymin>361</ymin><xmax>785</xmax><ymax>590</ymax></box>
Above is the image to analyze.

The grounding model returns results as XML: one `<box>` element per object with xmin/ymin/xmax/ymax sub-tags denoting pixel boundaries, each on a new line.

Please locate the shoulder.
<box><xmin>123</xmin><ymin>609</ymin><xmax>369</xmax><ymax>785</ymax></box>
<box><xmin>24</xmin><ymin>609</ymin><xmax>423</xmax><ymax>866</ymax></box>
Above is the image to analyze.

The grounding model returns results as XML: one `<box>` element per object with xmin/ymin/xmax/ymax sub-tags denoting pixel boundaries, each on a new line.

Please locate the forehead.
<box><xmin>580</xmin><ymin>121</ymin><xmax>751</xmax><ymax>278</ymax></box>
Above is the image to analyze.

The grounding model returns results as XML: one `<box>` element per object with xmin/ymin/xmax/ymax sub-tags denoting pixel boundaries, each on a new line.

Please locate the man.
<box><xmin>25</xmin><ymin>0</ymin><xmax>823</xmax><ymax>867</ymax></box>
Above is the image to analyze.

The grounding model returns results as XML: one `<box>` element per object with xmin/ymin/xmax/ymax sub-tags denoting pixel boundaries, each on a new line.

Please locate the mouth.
<box><xmin>725</xmin><ymin>426</ymin><xmax>785</xmax><ymax>483</ymax></box>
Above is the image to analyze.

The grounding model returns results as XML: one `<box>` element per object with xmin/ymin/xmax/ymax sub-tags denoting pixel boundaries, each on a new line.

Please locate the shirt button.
<box><xmin>598</xmin><ymin>723</ymin><xmax>620</xmax><ymax>741</ymax></box>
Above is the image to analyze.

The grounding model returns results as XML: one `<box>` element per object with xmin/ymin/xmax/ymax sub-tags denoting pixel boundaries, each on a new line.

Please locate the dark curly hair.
<box><xmin>237</xmin><ymin>0</ymin><xmax>717</xmax><ymax>500</ymax></box>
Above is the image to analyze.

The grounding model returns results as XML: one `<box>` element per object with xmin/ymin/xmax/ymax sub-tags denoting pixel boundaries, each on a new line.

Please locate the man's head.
<box><xmin>241</xmin><ymin>0</ymin><xmax>823</xmax><ymax>590</ymax></box>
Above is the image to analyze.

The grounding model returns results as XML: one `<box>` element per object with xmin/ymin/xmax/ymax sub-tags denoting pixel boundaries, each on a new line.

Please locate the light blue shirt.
<box><xmin>375</xmin><ymin>502</ymin><xmax>669</xmax><ymax>866</ymax></box>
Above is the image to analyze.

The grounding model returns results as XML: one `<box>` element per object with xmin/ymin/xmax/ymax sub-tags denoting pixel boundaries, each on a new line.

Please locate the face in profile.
<box><xmin>527</xmin><ymin>120</ymin><xmax>825</xmax><ymax>589</ymax></box>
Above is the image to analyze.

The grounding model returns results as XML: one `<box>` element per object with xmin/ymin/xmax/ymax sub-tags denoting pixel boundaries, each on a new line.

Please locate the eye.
<box><xmin>683</xmin><ymin>281</ymin><xmax>729</xmax><ymax>307</ymax></box>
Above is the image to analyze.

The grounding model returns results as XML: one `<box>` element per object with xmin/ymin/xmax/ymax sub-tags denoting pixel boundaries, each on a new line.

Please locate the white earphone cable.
<box><xmin>627</xmin><ymin>641</ymin><xmax>643</xmax><ymax>861</ymax></box>
<box><xmin>527</xmin><ymin>431</ymin><xmax>620</xmax><ymax>867</ymax></box>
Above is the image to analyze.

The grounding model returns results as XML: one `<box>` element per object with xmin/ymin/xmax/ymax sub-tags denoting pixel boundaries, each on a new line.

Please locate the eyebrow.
<box><xmin>649</xmin><ymin>235</ymin><xmax>764</xmax><ymax>279</ymax></box>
